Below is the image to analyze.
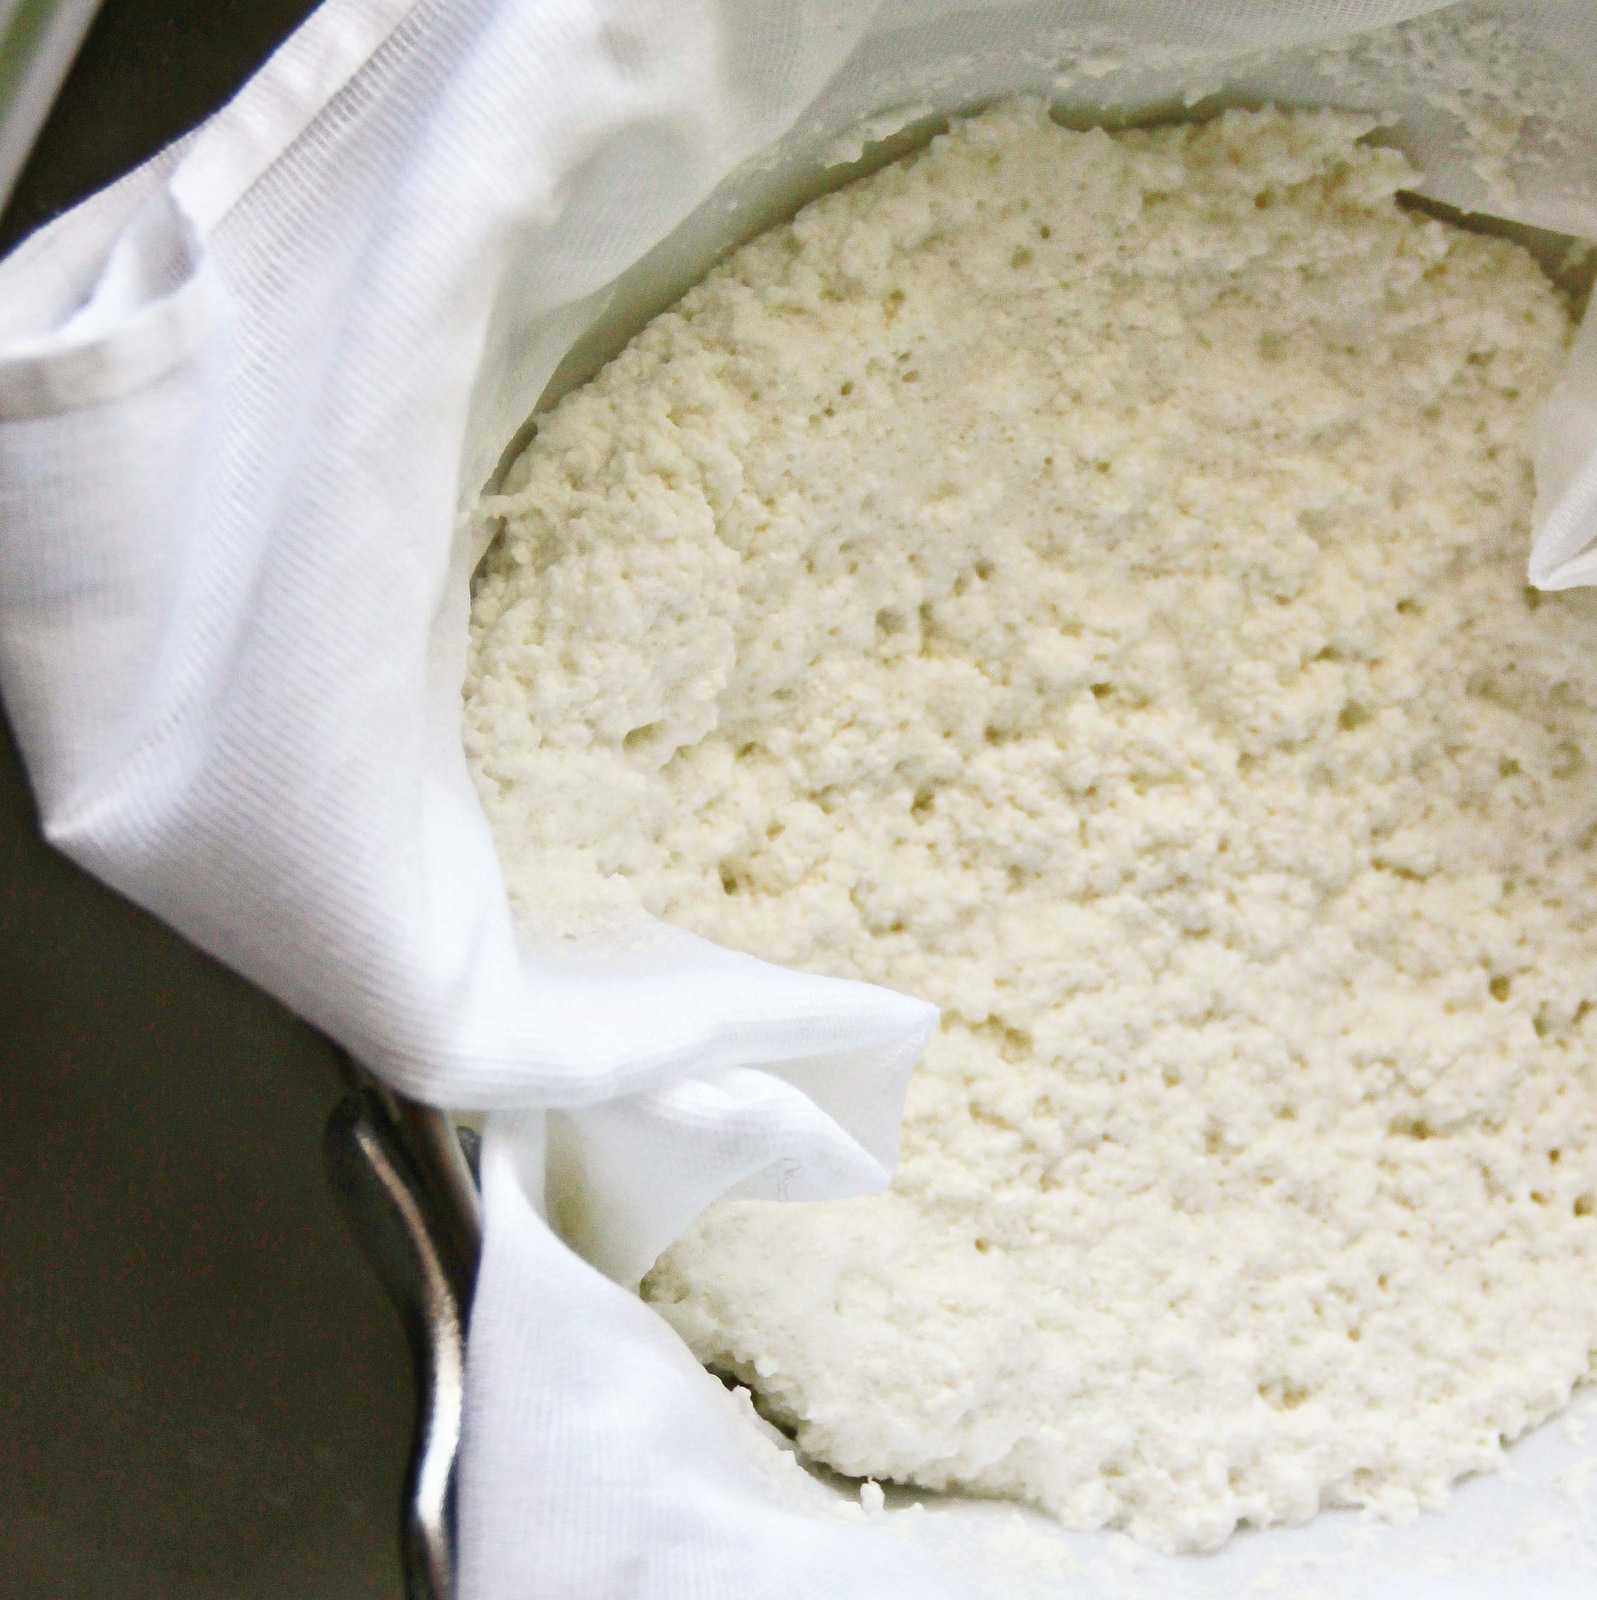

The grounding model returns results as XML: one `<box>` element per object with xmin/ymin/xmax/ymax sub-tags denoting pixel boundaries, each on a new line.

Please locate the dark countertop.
<box><xmin>1</xmin><ymin>5</ymin><xmax>411</xmax><ymax>1596</ymax></box>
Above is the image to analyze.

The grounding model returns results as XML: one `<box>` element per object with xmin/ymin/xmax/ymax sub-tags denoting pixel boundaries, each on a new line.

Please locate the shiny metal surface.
<box><xmin>327</xmin><ymin>1083</ymin><xmax>482</xmax><ymax>1600</ymax></box>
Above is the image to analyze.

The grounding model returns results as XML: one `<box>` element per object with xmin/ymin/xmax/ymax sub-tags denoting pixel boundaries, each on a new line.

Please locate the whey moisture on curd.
<box><xmin>463</xmin><ymin>102</ymin><xmax>1597</xmax><ymax>1551</ymax></box>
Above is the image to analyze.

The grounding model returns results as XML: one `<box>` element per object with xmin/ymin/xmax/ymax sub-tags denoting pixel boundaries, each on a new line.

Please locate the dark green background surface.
<box><xmin>1</xmin><ymin>4</ymin><xmax>411</xmax><ymax>1596</ymax></box>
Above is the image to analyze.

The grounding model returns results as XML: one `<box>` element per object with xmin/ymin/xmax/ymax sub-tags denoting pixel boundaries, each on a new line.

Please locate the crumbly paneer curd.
<box><xmin>464</xmin><ymin>103</ymin><xmax>1597</xmax><ymax>1551</ymax></box>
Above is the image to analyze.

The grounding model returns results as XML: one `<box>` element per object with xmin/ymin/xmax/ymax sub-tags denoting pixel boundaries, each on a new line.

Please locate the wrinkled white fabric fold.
<box><xmin>463</xmin><ymin>1120</ymin><xmax>968</xmax><ymax>1599</ymax></box>
<box><xmin>547</xmin><ymin>1018</ymin><xmax>933</xmax><ymax>1284</ymax></box>
<box><xmin>1531</xmin><ymin>309</ymin><xmax>1597</xmax><ymax>588</ymax></box>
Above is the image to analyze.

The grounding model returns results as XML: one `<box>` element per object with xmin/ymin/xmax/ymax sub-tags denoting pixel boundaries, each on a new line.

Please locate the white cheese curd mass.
<box><xmin>463</xmin><ymin>102</ymin><xmax>1597</xmax><ymax>1550</ymax></box>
